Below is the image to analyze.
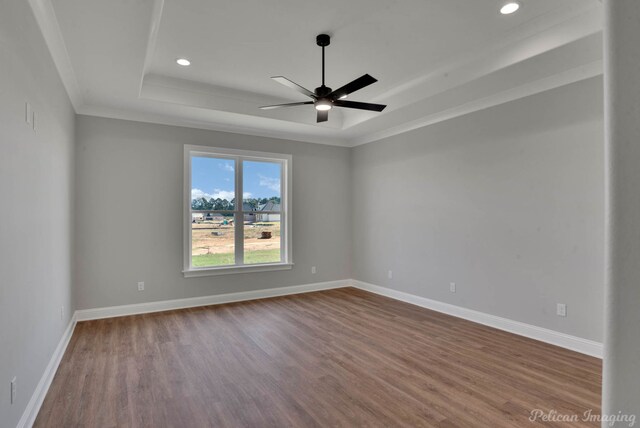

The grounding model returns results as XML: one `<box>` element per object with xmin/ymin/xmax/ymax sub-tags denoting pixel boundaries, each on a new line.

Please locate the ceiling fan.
<box><xmin>260</xmin><ymin>34</ymin><xmax>387</xmax><ymax>123</ymax></box>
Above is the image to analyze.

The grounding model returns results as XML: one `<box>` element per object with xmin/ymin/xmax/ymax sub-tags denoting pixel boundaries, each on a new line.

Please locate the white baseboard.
<box><xmin>75</xmin><ymin>279</ymin><xmax>350</xmax><ymax>321</ymax></box>
<box><xmin>351</xmin><ymin>280</ymin><xmax>603</xmax><ymax>359</ymax></box>
<box><xmin>75</xmin><ymin>279</ymin><xmax>603</xmax><ymax>358</ymax></box>
<box><xmin>17</xmin><ymin>313</ymin><xmax>77</xmax><ymax>428</ymax></box>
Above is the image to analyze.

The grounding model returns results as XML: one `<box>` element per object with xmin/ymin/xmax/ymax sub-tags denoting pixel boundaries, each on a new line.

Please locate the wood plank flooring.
<box><xmin>35</xmin><ymin>288</ymin><xmax>601</xmax><ymax>427</ymax></box>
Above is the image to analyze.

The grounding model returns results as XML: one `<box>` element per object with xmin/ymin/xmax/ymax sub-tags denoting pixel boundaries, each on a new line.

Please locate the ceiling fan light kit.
<box><xmin>260</xmin><ymin>34</ymin><xmax>387</xmax><ymax>123</ymax></box>
<box><xmin>315</xmin><ymin>99</ymin><xmax>332</xmax><ymax>111</ymax></box>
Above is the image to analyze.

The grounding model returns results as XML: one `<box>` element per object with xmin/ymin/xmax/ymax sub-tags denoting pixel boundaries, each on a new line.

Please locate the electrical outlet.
<box><xmin>137</xmin><ymin>282</ymin><xmax>145</xmax><ymax>291</ymax></box>
<box><xmin>311</xmin><ymin>266</ymin><xmax>317</xmax><ymax>274</ymax></box>
<box><xmin>449</xmin><ymin>282</ymin><xmax>456</xmax><ymax>293</ymax></box>
<box><xmin>11</xmin><ymin>377</ymin><xmax>16</xmax><ymax>405</ymax></box>
<box><xmin>557</xmin><ymin>303</ymin><xmax>567</xmax><ymax>317</ymax></box>
<box><xmin>388</xmin><ymin>270</ymin><xmax>393</xmax><ymax>279</ymax></box>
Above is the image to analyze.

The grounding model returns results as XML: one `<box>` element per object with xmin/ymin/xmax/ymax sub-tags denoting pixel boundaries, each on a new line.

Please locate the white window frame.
<box><xmin>183</xmin><ymin>145</ymin><xmax>293</xmax><ymax>277</ymax></box>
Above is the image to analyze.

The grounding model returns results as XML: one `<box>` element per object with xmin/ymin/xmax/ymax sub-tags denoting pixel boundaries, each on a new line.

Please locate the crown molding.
<box><xmin>348</xmin><ymin>56</ymin><xmax>603</xmax><ymax>147</ymax></box>
<box><xmin>138</xmin><ymin>0</ymin><xmax>165</xmax><ymax>97</ymax></box>
<box><xmin>342</xmin><ymin>2</ymin><xmax>603</xmax><ymax>135</ymax></box>
<box><xmin>140</xmin><ymin>74</ymin><xmax>345</xmax><ymax>129</ymax></box>
<box><xmin>76</xmin><ymin>103</ymin><xmax>351</xmax><ymax>147</ymax></box>
<box><xmin>369</xmin><ymin>2</ymin><xmax>602</xmax><ymax>109</ymax></box>
<box><xmin>28</xmin><ymin>0</ymin><xmax>83</xmax><ymax>111</ymax></box>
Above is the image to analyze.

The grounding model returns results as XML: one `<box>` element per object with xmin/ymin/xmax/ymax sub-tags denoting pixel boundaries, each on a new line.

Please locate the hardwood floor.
<box><xmin>35</xmin><ymin>288</ymin><xmax>601</xmax><ymax>427</ymax></box>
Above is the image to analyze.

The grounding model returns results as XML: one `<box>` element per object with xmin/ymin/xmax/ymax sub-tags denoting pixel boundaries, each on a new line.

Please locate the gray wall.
<box><xmin>602</xmin><ymin>0</ymin><xmax>640</xmax><ymax>419</ymax></box>
<box><xmin>351</xmin><ymin>77</ymin><xmax>605</xmax><ymax>342</ymax></box>
<box><xmin>0</xmin><ymin>1</ymin><xmax>76</xmax><ymax>426</ymax></box>
<box><xmin>74</xmin><ymin>76</ymin><xmax>605</xmax><ymax>344</ymax></box>
<box><xmin>74</xmin><ymin>116</ymin><xmax>351</xmax><ymax>309</ymax></box>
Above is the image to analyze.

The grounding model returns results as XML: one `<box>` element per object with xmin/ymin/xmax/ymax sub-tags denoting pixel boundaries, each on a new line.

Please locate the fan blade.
<box><xmin>271</xmin><ymin>76</ymin><xmax>316</xmax><ymax>99</ymax></box>
<box><xmin>329</xmin><ymin>74</ymin><xmax>378</xmax><ymax>99</ymax></box>
<box><xmin>333</xmin><ymin>100</ymin><xmax>386</xmax><ymax>112</ymax></box>
<box><xmin>317</xmin><ymin>110</ymin><xmax>329</xmax><ymax>123</ymax></box>
<box><xmin>260</xmin><ymin>101</ymin><xmax>314</xmax><ymax>110</ymax></box>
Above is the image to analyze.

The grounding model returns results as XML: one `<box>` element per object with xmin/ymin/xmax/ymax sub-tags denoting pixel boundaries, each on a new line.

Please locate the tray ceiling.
<box><xmin>33</xmin><ymin>0</ymin><xmax>603</xmax><ymax>145</ymax></box>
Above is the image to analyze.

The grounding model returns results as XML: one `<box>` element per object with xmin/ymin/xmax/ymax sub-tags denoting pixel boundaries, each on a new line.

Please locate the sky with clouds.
<box><xmin>191</xmin><ymin>157</ymin><xmax>281</xmax><ymax>201</ymax></box>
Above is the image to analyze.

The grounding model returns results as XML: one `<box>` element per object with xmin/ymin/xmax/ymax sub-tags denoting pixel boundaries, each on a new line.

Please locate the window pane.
<box><xmin>191</xmin><ymin>214</ymin><xmax>236</xmax><ymax>267</ymax></box>
<box><xmin>243</xmin><ymin>160</ymin><xmax>282</xmax><ymax>264</ymax></box>
<box><xmin>191</xmin><ymin>156</ymin><xmax>236</xmax><ymax>267</ymax></box>
<box><xmin>244</xmin><ymin>222</ymin><xmax>281</xmax><ymax>264</ymax></box>
<box><xmin>242</xmin><ymin>160</ymin><xmax>281</xmax><ymax>211</ymax></box>
<box><xmin>191</xmin><ymin>157</ymin><xmax>235</xmax><ymax>212</ymax></box>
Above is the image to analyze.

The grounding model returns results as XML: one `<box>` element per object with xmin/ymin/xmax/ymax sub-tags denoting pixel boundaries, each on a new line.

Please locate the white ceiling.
<box><xmin>32</xmin><ymin>0</ymin><xmax>603</xmax><ymax>146</ymax></box>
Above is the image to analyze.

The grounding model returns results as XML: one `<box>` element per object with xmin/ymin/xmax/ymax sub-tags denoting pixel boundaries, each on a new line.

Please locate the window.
<box><xmin>183</xmin><ymin>145</ymin><xmax>292</xmax><ymax>276</ymax></box>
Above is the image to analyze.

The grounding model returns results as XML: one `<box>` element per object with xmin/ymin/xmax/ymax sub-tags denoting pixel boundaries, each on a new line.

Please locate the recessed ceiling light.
<box><xmin>500</xmin><ymin>2</ymin><xmax>520</xmax><ymax>14</ymax></box>
<box><xmin>176</xmin><ymin>58</ymin><xmax>191</xmax><ymax>66</ymax></box>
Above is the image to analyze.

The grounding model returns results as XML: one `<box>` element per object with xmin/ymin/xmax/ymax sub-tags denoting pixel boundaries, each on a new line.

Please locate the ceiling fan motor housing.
<box><xmin>315</xmin><ymin>86</ymin><xmax>332</xmax><ymax>97</ymax></box>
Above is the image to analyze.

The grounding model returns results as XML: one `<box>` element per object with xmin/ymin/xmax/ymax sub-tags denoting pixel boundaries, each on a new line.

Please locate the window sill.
<box><xmin>183</xmin><ymin>262</ymin><xmax>294</xmax><ymax>278</ymax></box>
